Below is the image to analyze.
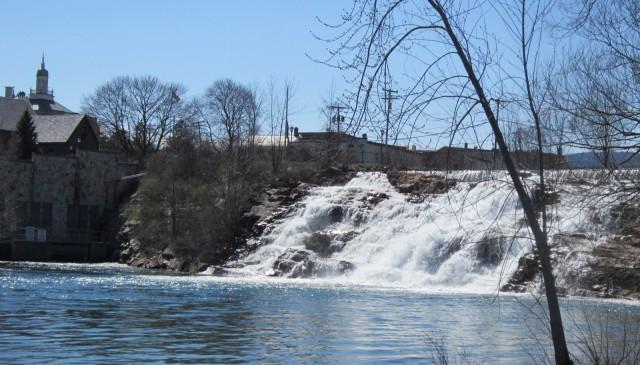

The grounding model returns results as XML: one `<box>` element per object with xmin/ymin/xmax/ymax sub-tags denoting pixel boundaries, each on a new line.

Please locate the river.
<box><xmin>1</xmin><ymin>261</ymin><xmax>638</xmax><ymax>364</ymax></box>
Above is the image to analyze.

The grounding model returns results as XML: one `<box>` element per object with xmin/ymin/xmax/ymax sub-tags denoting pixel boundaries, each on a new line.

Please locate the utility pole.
<box><xmin>328</xmin><ymin>104</ymin><xmax>345</xmax><ymax>134</ymax></box>
<box><xmin>284</xmin><ymin>87</ymin><xmax>289</xmax><ymax>146</ymax></box>
<box><xmin>381</xmin><ymin>87</ymin><xmax>397</xmax><ymax>166</ymax></box>
<box><xmin>382</xmin><ymin>87</ymin><xmax>398</xmax><ymax>145</ymax></box>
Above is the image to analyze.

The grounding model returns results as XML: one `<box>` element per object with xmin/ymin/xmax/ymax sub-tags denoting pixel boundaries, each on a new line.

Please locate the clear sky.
<box><xmin>0</xmin><ymin>0</ymin><xmax>349</xmax><ymax>132</ymax></box>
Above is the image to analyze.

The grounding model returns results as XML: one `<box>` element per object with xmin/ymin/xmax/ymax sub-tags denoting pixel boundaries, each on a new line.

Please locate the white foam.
<box><xmin>227</xmin><ymin>171</ymin><xmax>627</xmax><ymax>294</ymax></box>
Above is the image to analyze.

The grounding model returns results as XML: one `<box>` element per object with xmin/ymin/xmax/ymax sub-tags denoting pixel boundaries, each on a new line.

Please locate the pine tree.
<box><xmin>16</xmin><ymin>111</ymin><xmax>37</xmax><ymax>159</ymax></box>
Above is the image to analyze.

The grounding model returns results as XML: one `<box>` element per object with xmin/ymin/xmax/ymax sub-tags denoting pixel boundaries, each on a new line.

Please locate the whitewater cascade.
<box><xmin>228</xmin><ymin>171</ymin><xmax>622</xmax><ymax>293</ymax></box>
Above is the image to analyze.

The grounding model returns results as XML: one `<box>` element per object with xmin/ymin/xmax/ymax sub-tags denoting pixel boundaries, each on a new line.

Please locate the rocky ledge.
<box><xmin>117</xmin><ymin>166</ymin><xmax>357</xmax><ymax>273</ymax></box>
<box><xmin>387</xmin><ymin>171</ymin><xmax>456</xmax><ymax>202</ymax></box>
<box><xmin>502</xmin><ymin>202</ymin><xmax>640</xmax><ymax>300</ymax></box>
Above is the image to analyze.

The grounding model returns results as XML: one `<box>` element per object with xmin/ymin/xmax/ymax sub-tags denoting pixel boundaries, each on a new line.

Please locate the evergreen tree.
<box><xmin>16</xmin><ymin>111</ymin><xmax>37</xmax><ymax>159</ymax></box>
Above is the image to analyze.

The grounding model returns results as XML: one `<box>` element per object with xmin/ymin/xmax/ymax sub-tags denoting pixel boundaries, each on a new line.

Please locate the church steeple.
<box><xmin>35</xmin><ymin>53</ymin><xmax>50</xmax><ymax>98</ymax></box>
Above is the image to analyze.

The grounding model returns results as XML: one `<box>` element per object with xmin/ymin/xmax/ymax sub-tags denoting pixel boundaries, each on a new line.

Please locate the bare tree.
<box><xmin>201</xmin><ymin>79</ymin><xmax>261</xmax><ymax>225</ymax></box>
<box><xmin>266</xmin><ymin>79</ymin><xmax>294</xmax><ymax>173</ymax></box>
<box><xmin>83</xmin><ymin>75</ymin><xmax>185</xmax><ymax>163</ymax></box>
<box><xmin>318</xmin><ymin>1</ymin><xmax>571</xmax><ymax>363</ymax></box>
<box><xmin>552</xmin><ymin>0</ymin><xmax>640</xmax><ymax>169</ymax></box>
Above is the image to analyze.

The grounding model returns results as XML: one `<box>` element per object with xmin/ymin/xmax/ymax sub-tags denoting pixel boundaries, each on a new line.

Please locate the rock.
<box><xmin>337</xmin><ymin>260</ymin><xmax>355</xmax><ymax>273</ymax></box>
<box><xmin>204</xmin><ymin>265</ymin><xmax>228</xmax><ymax>276</ymax></box>
<box><xmin>474</xmin><ymin>236</ymin><xmax>506</xmax><ymax>267</ymax></box>
<box><xmin>307</xmin><ymin>167</ymin><xmax>357</xmax><ymax>186</ymax></box>
<box><xmin>329</xmin><ymin>206</ymin><xmax>344</xmax><ymax>223</ymax></box>
<box><xmin>362</xmin><ymin>192</ymin><xmax>389</xmax><ymax>206</ymax></box>
<box><xmin>271</xmin><ymin>249</ymin><xmax>316</xmax><ymax>278</ymax></box>
<box><xmin>387</xmin><ymin>171</ymin><xmax>456</xmax><ymax>196</ymax></box>
<box><xmin>161</xmin><ymin>247</ymin><xmax>175</xmax><ymax>260</ymax></box>
<box><xmin>501</xmin><ymin>254</ymin><xmax>539</xmax><ymax>292</ymax></box>
<box><xmin>304</xmin><ymin>232</ymin><xmax>342</xmax><ymax>257</ymax></box>
<box><xmin>335</xmin><ymin>231</ymin><xmax>359</xmax><ymax>242</ymax></box>
<box><xmin>119</xmin><ymin>247</ymin><xmax>132</xmax><ymax>262</ymax></box>
<box><xmin>397</xmin><ymin>183</ymin><xmax>415</xmax><ymax>194</ymax></box>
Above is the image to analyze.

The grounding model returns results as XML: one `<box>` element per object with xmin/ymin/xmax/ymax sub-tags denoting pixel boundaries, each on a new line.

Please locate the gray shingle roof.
<box><xmin>0</xmin><ymin>97</ymin><xmax>32</xmax><ymax>131</ymax></box>
<box><xmin>33</xmin><ymin>114</ymin><xmax>86</xmax><ymax>143</ymax></box>
<box><xmin>30</xmin><ymin>99</ymin><xmax>73</xmax><ymax>114</ymax></box>
<box><xmin>1</xmin><ymin>97</ymin><xmax>99</xmax><ymax>144</ymax></box>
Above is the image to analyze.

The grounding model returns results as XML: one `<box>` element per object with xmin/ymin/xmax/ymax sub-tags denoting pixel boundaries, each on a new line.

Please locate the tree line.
<box><xmin>82</xmin><ymin>76</ymin><xmax>315</xmax><ymax>268</ymax></box>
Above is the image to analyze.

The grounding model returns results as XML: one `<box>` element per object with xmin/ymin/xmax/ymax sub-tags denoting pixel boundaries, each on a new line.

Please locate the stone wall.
<box><xmin>0</xmin><ymin>159</ymin><xmax>32</xmax><ymax>239</ymax></box>
<box><xmin>0</xmin><ymin>131</ymin><xmax>17</xmax><ymax>160</ymax></box>
<box><xmin>0</xmin><ymin>150</ymin><xmax>137</xmax><ymax>242</ymax></box>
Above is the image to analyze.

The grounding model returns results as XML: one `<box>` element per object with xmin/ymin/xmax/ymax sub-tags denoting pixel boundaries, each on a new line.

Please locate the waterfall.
<box><xmin>226</xmin><ymin>171</ymin><xmax>626</xmax><ymax>293</ymax></box>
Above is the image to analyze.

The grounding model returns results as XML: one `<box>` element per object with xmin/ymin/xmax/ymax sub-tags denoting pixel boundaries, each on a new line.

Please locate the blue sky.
<box><xmin>0</xmin><ymin>0</ymin><xmax>348</xmax><ymax>132</ymax></box>
<box><xmin>1</xmin><ymin>1</ymin><xmax>575</xmax><ymax>149</ymax></box>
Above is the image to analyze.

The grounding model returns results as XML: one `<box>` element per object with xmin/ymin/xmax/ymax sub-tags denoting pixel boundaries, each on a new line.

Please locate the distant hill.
<box><xmin>566</xmin><ymin>150</ymin><xmax>640</xmax><ymax>168</ymax></box>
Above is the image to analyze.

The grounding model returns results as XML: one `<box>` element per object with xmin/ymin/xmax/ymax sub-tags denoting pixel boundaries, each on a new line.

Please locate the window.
<box><xmin>89</xmin><ymin>206</ymin><xmax>101</xmax><ymax>230</ymax></box>
<box><xmin>20</xmin><ymin>201</ymin><xmax>52</xmax><ymax>228</ymax></box>
<box><xmin>67</xmin><ymin>204</ymin><xmax>102</xmax><ymax>239</ymax></box>
<box><xmin>41</xmin><ymin>203</ymin><xmax>52</xmax><ymax>227</ymax></box>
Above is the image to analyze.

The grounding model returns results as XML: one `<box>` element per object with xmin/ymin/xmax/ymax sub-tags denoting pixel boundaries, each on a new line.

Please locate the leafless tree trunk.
<box><xmin>202</xmin><ymin>79</ymin><xmax>261</xmax><ymax>226</ymax></box>
<box><xmin>317</xmin><ymin>1</ymin><xmax>572</xmax><ymax>362</ymax></box>
<box><xmin>430</xmin><ymin>3</ymin><xmax>570</xmax><ymax>362</ymax></box>
<box><xmin>266</xmin><ymin>80</ymin><xmax>294</xmax><ymax>173</ymax></box>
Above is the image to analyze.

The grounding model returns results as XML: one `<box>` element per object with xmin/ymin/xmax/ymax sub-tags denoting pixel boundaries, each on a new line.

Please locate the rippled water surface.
<box><xmin>0</xmin><ymin>262</ymin><xmax>638</xmax><ymax>364</ymax></box>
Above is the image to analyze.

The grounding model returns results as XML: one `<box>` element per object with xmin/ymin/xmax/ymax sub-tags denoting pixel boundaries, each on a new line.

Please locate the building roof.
<box><xmin>1</xmin><ymin>96</ymin><xmax>98</xmax><ymax>144</ymax></box>
<box><xmin>33</xmin><ymin>114</ymin><xmax>90</xmax><ymax>144</ymax></box>
<box><xmin>0</xmin><ymin>97</ymin><xmax>32</xmax><ymax>132</ymax></box>
<box><xmin>297</xmin><ymin>131</ymin><xmax>364</xmax><ymax>142</ymax></box>
<box><xmin>30</xmin><ymin>98</ymin><xmax>73</xmax><ymax>114</ymax></box>
<box><xmin>255</xmin><ymin>135</ymin><xmax>289</xmax><ymax>147</ymax></box>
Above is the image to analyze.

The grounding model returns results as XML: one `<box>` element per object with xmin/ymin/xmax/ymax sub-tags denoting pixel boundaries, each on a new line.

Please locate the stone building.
<box><xmin>0</xmin><ymin>57</ymin><xmax>136</xmax><ymax>262</ymax></box>
<box><xmin>1</xmin><ymin>56</ymin><xmax>100</xmax><ymax>158</ymax></box>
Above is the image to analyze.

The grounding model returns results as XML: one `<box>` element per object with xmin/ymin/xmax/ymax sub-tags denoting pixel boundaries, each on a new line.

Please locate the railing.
<box><xmin>29</xmin><ymin>88</ymin><xmax>54</xmax><ymax>97</ymax></box>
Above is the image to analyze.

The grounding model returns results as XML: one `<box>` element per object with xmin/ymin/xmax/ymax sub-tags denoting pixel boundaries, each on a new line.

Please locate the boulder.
<box><xmin>474</xmin><ymin>236</ymin><xmax>506</xmax><ymax>267</ymax></box>
<box><xmin>303</xmin><ymin>232</ymin><xmax>344</xmax><ymax>257</ymax></box>
<box><xmin>362</xmin><ymin>192</ymin><xmax>389</xmax><ymax>206</ymax></box>
<box><xmin>161</xmin><ymin>247</ymin><xmax>175</xmax><ymax>260</ymax></box>
<box><xmin>271</xmin><ymin>249</ymin><xmax>317</xmax><ymax>278</ymax></box>
<box><xmin>329</xmin><ymin>206</ymin><xmax>344</xmax><ymax>223</ymax></box>
<box><xmin>337</xmin><ymin>260</ymin><xmax>355</xmax><ymax>273</ymax></box>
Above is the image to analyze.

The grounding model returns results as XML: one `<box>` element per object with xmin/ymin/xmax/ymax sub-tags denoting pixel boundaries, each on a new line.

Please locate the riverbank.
<box><xmin>117</xmin><ymin>169</ymin><xmax>640</xmax><ymax>301</ymax></box>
